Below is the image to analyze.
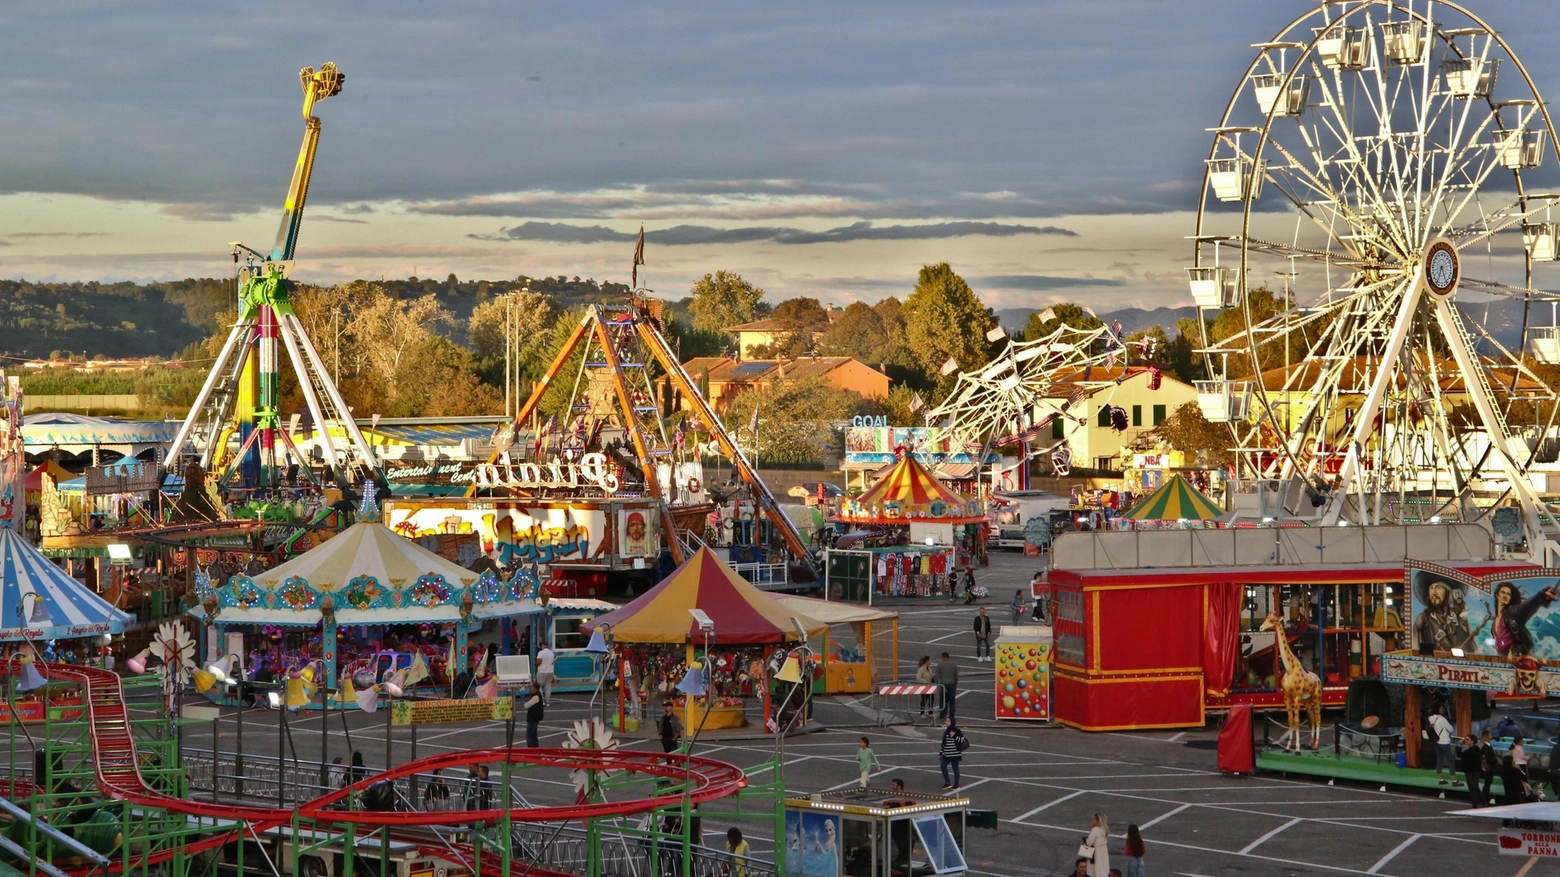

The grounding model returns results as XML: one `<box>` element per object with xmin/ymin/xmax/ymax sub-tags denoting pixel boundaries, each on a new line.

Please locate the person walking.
<box><xmin>1501</xmin><ymin>755</ymin><xmax>1532</xmax><ymax>805</ymax></box>
<box><xmin>973</xmin><ymin>609</ymin><xmax>993</xmax><ymax>662</ymax></box>
<box><xmin>1010</xmin><ymin>590</ymin><xmax>1026</xmax><ymax>626</ymax></box>
<box><xmin>915</xmin><ymin>656</ymin><xmax>935</xmax><ymax>717</ymax></box>
<box><xmin>962</xmin><ymin>569</ymin><xmax>978</xmax><ymax>605</ymax></box>
<box><xmin>938</xmin><ymin>718</ymin><xmax>967</xmax><ymax>790</ymax></box>
<box><xmin>1427</xmin><ymin>704</ymin><xmax>1455</xmax><ymax>786</ymax></box>
<box><xmin>1459</xmin><ymin>734</ymin><xmax>1484</xmax><ymax>808</ymax></box>
<box><xmin>1082</xmin><ymin>812</ymin><xmax>1111</xmax><ymax>877</ymax></box>
<box><xmin>524</xmin><ymin>682</ymin><xmax>545</xmax><ymax>747</ymax></box>
<box><xmin>1032</xmin><ymin>573</ymin><xmax>1049</xmax><ymax>623</ymax></box>
<box><xmin>1479</xmin><ymin>730</ymin><xmax>1498</xmax><ymax>805</ymax></box>
<box><xmin>858</xmin><ymin>737</ymin><xmax>882</xmax><ymax>788</ymax></box>
<box><xmin>659</xmin><ymin>701</ymin><xmax>684</xmax><ymax>757</ymax></box>
<box><xmin>536</xmin><ymin>644</ymin><xmax>557</xmax><ymax>705</ymax></box>
<box><xmin>1513</xmin><ymin>735</ymin><xmax>1531</xmax><ymax>780</ymax></box>
<box><xmin>935</xmin><ymin>652</ymin><xmax>959</xmax><ymax>721</ymax></box>
<box><xmin>1121</xmin><ymin>824</ymin><xmax>1145</xmax><ymax>877</ymax></box>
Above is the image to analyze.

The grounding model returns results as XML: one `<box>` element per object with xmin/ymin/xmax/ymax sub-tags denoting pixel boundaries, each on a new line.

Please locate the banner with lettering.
<box><xmin>386</xmin><ymin>502</ymin><xmax>607</xmax><ymax>566</ymax></box>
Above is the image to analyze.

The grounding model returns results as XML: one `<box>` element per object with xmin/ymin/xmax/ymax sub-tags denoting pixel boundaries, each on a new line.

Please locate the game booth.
<box><xmin>1043</xmin><ymin>524</ymin><xmax>1522</xmax><ymax>731</ymax></box>
<box><xmin>829</xmin><ymin>453</ymin><xmax>986</xmax><ymax>600</ymax></box>
<box><xmin>584</xmin><ymin>547</ymin><xmax>825</xmax><ymax>731</ymax></box>
<box><xmin>772</xmin><ymin>594</ymin><xmax>899</xmax><ymax>695</ymax></box>
<box><xmin>189</xmin><ymin>516</ymin><xmax>545</xmax><ymax>700</ymax></box>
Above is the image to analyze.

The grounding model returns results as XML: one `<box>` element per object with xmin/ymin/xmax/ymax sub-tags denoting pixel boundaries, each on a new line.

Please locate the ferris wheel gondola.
<box><xmin>1192</xmin><ymin>0</ymin><xmax>1560</xmax><ymax>560</ymax></box>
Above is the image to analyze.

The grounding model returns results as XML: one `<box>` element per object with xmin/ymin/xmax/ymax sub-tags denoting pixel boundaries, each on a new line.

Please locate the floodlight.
<box><xmin>689</xmin><ymin>608</ymin><xmax>714</xmax><ymax>632</ymax></box>
<box><xmin>106</xmin><ymin>544</ymin><xmax>133</xmax><ymax>562</ymax></box>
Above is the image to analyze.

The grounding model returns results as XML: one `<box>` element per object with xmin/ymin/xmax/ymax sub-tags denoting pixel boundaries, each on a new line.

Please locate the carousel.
<box><xmin>830</xmin><ymin>451</ymin><xmax>986</xmax><ymax>599</ymax></box>
<box><xmin>585</xmin><ymin>547</ymin><xmax>825</xmax><ymax>731</ymax></box>
<box><xmin>189</xmin><ymin>488</ymin><xmax>544</xmax><ymax>701</ymax></box>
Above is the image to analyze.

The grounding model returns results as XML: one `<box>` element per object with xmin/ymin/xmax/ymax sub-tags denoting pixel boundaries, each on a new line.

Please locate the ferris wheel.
<box><xmin>928</xmin><ymin>322</ymin><xmax>1153</xmax><ymax>472</ymax></box>
<box><xmin>1193</xmin><ymin>0</ymin><xmax>1560</xmax><ymax>559</ymax></box>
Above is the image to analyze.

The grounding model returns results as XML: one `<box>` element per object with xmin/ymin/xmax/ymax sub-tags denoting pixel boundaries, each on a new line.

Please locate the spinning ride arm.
<box><xmin>271</xmin><ymin>62</ymin><xmax>344</xmax><ymax>263</ymax></box>
<box><xmin>633</xmin><ymin>315</ymin><xmax>817</xmax><ymax>578</ymax></box>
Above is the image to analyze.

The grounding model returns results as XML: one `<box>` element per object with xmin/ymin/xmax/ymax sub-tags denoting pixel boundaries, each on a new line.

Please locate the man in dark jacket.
<box><xmin>524</xmin><ymin>683</ymin><xmax>545</xmax><ymax>747</ymax></box>
<box><xmin>1459</xmin><ymin>734</ymin><xmax>1484</xmax><ymax>807</ymax></box>
<box><xmin>659</xmin><ymin>701</ymin><xmax>683</xmax><ymax>758</ymax></box>
<box><xmin>973</xmin><ymin>609</ymin><xmax>993</xmax><ymax>662</ymax></box>
<box><xmin>1479</xmin><ymin>730</ymin><xmax>1498</xmax><ymax>805</ymax></box>
<box><xmin>936</xmin><ymin>652</ymin><xmax>959</xmax><ymax>722</ymax></box>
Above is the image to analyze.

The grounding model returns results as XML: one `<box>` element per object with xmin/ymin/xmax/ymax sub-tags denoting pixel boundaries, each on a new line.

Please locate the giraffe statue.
<box><xmin>1260</xmin><ymin>612</ymin><xmax>1322</xmax><ymax>750</ymax></box>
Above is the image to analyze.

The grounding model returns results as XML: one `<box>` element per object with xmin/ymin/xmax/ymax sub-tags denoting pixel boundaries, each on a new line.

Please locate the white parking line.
<box><xmin>1005</xmin><ymin>790</ymin><xmax>1084</xmax><ymax>824</ymax></box>
<box><xmin>1239</xmin><ymin>817</ymin><xmax>1301</xmax><ymax>854</ymax></box>
<box><xmin>1137</xmin><ymin>802</ymin><xmax>1191</xmax><ymax>830</ymax></box>
<box><xmin>1367</xmin><ymin>833</ymin><xmax>1421</xmax><ymax>874</ymax></box>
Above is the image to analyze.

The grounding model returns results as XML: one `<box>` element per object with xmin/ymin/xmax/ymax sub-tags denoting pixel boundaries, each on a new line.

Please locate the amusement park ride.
<box><xmin>164</xmin><ymin>62</ymin><xmax>379</xmax><ymax>492</ymax></box>
<box><xmin>1190</xmin><ymin>0</ymin><xmax>1560</xmax><ymax>562</ymax></box>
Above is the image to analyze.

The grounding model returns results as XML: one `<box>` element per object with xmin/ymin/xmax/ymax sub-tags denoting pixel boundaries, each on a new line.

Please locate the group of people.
<box><xmin>914</xmin><ymin>652</ymin><xmax>962</xmax><ymax>721</ymax></box>
<box><xmin>1071</xmin><ymin>814</ymin><xmax>1147</xmax><ymax>877</ymax></box>
<box><xmin>1433</xmin><ymin>704</ymin><xmax>1555</xmax><ymax>806</ymax></box>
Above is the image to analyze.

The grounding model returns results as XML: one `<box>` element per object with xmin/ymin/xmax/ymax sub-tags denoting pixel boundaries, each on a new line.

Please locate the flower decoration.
<box><xmin>473</xmin><ymin>570</ymin><xmax>501</xmax><ymax>603</ymax></box>
<box><xmin>563</xmin><ymin>717</ymin><xmax>619</xmax><ymax>795</ymax></box>
<box><xmin>344</xmin><ymin>575</ymin><xmax>382</xmax><ymax>611</ymax></box>
<box><xmin>151</xmin><ymin>622</ymin><xmax>197</xmax><ymax>685</ymax></box>
<box><xmin>279</xmin><ymin>576</ymin><xmax>317</xmax><ymax>611</ymax></box>
<box><xmin>410</xmin><ymin>574</ymin><xmax>451</xmax><ymax>608</ymax></box>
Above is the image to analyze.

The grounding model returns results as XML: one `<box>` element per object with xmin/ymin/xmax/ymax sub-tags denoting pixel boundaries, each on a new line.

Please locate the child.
<box><xmin>858</xmin><ymin>737</ymin><xmax>882</xmax><ymax>788</ymax></box>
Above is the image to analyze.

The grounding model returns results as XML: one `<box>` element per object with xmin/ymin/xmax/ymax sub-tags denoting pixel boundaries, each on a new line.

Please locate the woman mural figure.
<box><xmin>1489</xmin><ymin>581</ymin><xmax>1558</xmax><ymax>657</ymax></box>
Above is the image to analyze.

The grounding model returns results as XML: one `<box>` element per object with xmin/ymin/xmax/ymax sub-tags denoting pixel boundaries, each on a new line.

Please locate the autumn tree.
<box><xmin>1149</xmin><ymin>401</ymin><xmax>1234</xmax><ymax>465</ymax></box>
<box><xmin>723</xmin><ymin>377</ymin><xmax>882</xmax><ymax>464</ymax></box>
<box><xmin>688</xmin><ymin>270</ymin><xmax>769</xmax><ymax>332</ymax></box>
<box><xmin>902</xmin><ymin>263</ymin><xmax>995</xmax><ymax>396</ymax></box>
<box><xmin>819</xmin><ymin>302</ymin><xmax>888</xmax><ymax>360</ymax></box>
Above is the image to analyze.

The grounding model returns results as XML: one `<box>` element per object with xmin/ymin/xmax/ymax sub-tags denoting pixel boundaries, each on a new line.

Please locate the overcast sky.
<box><xmin>3</xmin><ymin>1</ymin><xmax>1559</xmax><ymax>311</ymax></box>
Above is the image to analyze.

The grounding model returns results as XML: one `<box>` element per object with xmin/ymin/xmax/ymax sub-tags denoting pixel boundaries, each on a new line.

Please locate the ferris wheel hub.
<box><xmin>1420</xmin><ymin>239</ymin><xmax>1460</xmax><ymax>300</ymax></box>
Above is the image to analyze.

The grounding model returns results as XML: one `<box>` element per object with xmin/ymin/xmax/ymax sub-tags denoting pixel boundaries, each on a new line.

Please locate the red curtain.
<box><xmin>1204</xmin><ymin>581</ymin><xmax>1241</xmax><ymax>697</ymax></box>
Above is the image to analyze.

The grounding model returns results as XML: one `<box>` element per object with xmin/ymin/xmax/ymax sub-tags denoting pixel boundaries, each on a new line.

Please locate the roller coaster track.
<box><xmin>2</xmin><ymin>660</ymin><xmax>750</xmax><ymax>876</ymax></box>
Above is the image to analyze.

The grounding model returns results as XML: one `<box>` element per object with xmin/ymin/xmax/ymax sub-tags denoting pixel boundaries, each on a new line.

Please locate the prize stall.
<box><xmin>773</xmin><ymin>595</ymin><xmax>898</xmax><ymax>695</ymax></box>
<box><xmin>584</xmin><ymin>547</ymin><xmax>825</xmax><ymax>731</ymax></box>
<box><xmin>994</xmin><ymin>624</ymin><xmax>1051</xmax><ymax>722</ymax></box>
<box><xmin>191</xmin><ymin>513</ymin><xmax>544</xmax><ymax>700</ymax></box>
<box><xmin>0</xmin><ymin>527</ymin><xmax>133</xmax><ymax>723</ymax></box>
<box><xmin>830</xmin><ymin>453</ymin><xmax>985</xmax><ymax>599</ymax></box>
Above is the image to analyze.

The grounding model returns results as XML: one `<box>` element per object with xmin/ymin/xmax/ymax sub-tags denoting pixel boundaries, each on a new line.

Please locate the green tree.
<box><xmin>1166</xmin><ymin>317</ymin><xmax>1205</xmax><ymax>384</ymax></box>
<box><xmin>819</xmin><ymin>302</ymin><xmax>888</xmax><ymax>360</ymax></box>
<box><xmin>390</xmin><ymin>336</ymin><xmax>503</xmax><ymax>417</ymax></box>
<box><xmin>724</xmin><ymin>377</ymin><xmax>881</xmax><ymax>464</ymax></box>
<box><xmin>1023</xmin><ymin>303</ymin><xmax>1103</xmax><ymax>340</ymax></box>
<box><xmin>665</xmin><ymin>315</ymin><xmax>729</xmax><ymax>360</ymax></box>
<box><xmin>771</xmin><ymin>297</ymin><xmax>830</xmax><ymax>332</ymax></box>
<box><xmin>688</xmin><ymin>270</ymin><xmax>769</xmax><ymax>332</ymax></box>
<box><xmin>1149</xmin><ymin>401</ymin><xmax>1233</xmax><ymax>465</ymax></box>
<box><xmin>902</xmin><ymin>263</ymin><xmax>994</xmax><ymax>395</ymax></box>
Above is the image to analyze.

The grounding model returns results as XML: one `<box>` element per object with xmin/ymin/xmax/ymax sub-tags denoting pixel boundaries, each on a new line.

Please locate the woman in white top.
<box><xmin>915</xmin><ymin>656</ymin><xmax>935</xmax><ymax>717</ymax></box>
<box><xmin>1083</xmin><ymin>812</ymin><xmax>1110</xmax><ymax>877</ymax></box>
<box><xmin>1513</xmin><ymin>736</ymin><xmax>1530</xmax><ymax>778</ymax></box>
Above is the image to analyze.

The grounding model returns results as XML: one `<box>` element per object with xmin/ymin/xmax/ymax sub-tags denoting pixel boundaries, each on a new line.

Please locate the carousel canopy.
<box><xmin>586</xmin><ymin>547</ymin><xmax>827</xmax><ymax>645</ymax></box>
<box><xmin>202</xmin><ymin>520</ymin><xmax>542</xmax><ymax>627</ymax></box>
<box><xmin>836</xmin><ymin>453</ymin><xmax>985</xmax><ymax>525</ymax></box>
<box><xmin>0</xmin><ymin>528</ymin><xmax>131</xmax><ymax>642</ymax></box>
<box><xmin>1121</xmin><ymin>474</ymin><xmax>1224</xmax><ymax>521</ymax></box>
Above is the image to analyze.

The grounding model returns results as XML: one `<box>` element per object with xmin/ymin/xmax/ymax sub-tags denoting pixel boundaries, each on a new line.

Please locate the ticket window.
<box><xmin>841</xmin><ymin>817</ymin><xmax>875</xmax><ymax>877</ymax></box>
<box><xmin>886</xmin><ymin>816</ymin><xmax>965</xmax><ymax>877</ymax></box>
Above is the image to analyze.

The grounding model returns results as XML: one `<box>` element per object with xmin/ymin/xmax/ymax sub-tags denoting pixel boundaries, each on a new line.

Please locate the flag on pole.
<box><xmin>473</xmin><ymin>647</ymin><xmax>489</xmax><ymax>679</ymax></box>
<box><xmin>1036</xmin><ymin>306</ymin><xmax>1056</xmax><ymax>323</ymax></box>
<box><xmin>404</xmin><ymin>651</ymin><xmax>430</xmax><ymax>688</ymax></box>
<box><xmin>909</xmin><ymin>393</ymin><xmax>925</xmax><ymax>413</ymax></box>
<box><xmin>673</xmin><ymin>419</ymin><xmax>686</xmax><ymax>449</ymax></box>
<box><xmin>632</xmin><ymin>225</ymin><xmax>645</xmax><ymax>288</ymax></box>
<box><xmin>986</xmin><ymin>326</ymin><xmax>1007</xmax><ymax>342</ymax></box>
<box><xmin>748</xmin><ymin>404</ymin><xmax>760</xmax><ymax>441</ymax></box>
<box><xmin>1083</xmin><ymin>305</ymin><xmax>1098</xmax><ymax>318</ymax></box>
<box><xmin>940</xmin><ymin>356</ymin><xmax>959</xmax><ymax>376</ymax></box>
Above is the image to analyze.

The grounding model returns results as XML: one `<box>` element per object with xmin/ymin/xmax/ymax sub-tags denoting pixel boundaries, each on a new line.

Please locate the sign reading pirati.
<box><xmin>457</xmin><ymin>452</ymin><xmax>620</xmax><ymax>493</ymax></box>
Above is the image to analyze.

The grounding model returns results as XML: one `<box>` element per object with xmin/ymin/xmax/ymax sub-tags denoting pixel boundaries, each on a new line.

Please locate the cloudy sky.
<box><xmin>2</xmin><ymin>1</ymin><xmax>1559</xmax><ymax>311</ymax></box>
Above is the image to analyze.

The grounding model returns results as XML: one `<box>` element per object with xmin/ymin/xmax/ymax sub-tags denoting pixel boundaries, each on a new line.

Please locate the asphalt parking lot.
<box><xmin>184</xmin><ymin>550</ymin><xmax>1534</xmax><ymax>876</ymax></box>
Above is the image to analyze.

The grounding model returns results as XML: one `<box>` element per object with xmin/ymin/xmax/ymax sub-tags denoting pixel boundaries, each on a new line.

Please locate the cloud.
<box><xmin>475</xmin><ymin>220</ymin><xmax>1076</xmax><ymax>246</ymax></box>
<box><xmin>6</xmin><ymin>231</ymin><xmax>107</xmax><ymax>239</ymax></box>
<box><xmin>157</xmin><ymin>202</ymin><xmax>262</xmax><ymax>222</ymax></box>
<box><xmin>975</xmin><ymin>274</ymin><xmax>1126</xmax><ymax>291</ymax></box>
<box><xmin>309</xmin><ymin>215</ymin><xmax>370</xmax><ymax>224</ymax></box>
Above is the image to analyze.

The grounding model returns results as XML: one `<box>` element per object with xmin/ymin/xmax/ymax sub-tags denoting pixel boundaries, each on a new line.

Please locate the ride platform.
<box><xmin>1257</xmin><ymin>748</ymin><xmax>1510</xmax><ymax>799</ymax></box>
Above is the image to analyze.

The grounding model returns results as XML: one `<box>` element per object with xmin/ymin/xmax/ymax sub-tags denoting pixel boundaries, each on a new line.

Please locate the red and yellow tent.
<box><xmin>836</xmin><ymin>453</ymin><xmax>985</xmax><ymax>524</ymax></box>
<box><xmin>586</xmin><ymin>547</ymin><xmax>826</xmax><ymax>645</ymax></box>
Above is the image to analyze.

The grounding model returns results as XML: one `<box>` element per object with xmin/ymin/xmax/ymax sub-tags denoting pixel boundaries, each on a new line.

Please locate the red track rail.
<box><xmin>2</xmin><ymin>661</ymin><xmax>750</xmax><ymax>875</ymax></box>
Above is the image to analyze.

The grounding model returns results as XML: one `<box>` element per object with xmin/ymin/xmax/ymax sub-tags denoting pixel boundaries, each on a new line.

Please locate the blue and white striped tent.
<box><xmin>0</xmin><ymin>528</ymin><xmax>132</xmax><ymax>642</ymax></box>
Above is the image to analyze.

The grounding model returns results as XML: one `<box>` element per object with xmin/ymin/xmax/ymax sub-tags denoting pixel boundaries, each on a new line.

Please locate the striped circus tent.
<box><xmin>585</xmin><ymin>547</ymin><xmax>826</xmax><ymax>645</ymax></box>
<box><xmin>0</xmin><ymin>528</ymin><xmax>131</xmax><ymax>642</ymax></box>
<box><xmin>836</xmin><ymin>453</ymin><xmax>985</xmax><ymax>524</ymax></box>
<box><xmin>1121</xmin><ymin>474</ymin><xmax>1224</xmax><ymax>521</ymax></box>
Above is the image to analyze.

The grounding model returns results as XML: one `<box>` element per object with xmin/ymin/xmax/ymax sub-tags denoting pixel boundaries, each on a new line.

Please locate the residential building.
<box><xmin>676</xmin><ymin>356</ymin><xmax>890</xmax><ymax>415</ymax></box>
<box><xmin>1044</xmin><ymin>367</ymin><xmax>1198</xmax><ymax>471</ymax></box>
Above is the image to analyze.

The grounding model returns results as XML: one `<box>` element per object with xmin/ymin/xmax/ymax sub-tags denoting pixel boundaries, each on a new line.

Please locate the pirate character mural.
<box><xmin>1412</xmin><ymin>576</ymin><xmax>1475</xmax><ymax>653</ymax></box>
<box><xmin>1407</xmin><ymin>563</ymin><xmax>1560</xmax><ymax>698</ymax></box>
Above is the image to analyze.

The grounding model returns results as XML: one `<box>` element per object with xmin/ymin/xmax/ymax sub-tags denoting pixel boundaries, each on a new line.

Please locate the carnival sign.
<box><xmin>1499</xmin><ymin>826</ymin><xmax>1560</xmax><ymax>857</ymax></box>
<box><xmin>456</xmin><ymin>452</ymin><xmax>620</xmax><ymax>493</ymax></box>
<box><xmin>1380</xmin><ymin>652</ymin><xmax>1560</xmax><ymax>697</ymax></box>
<box><xmin>386</xmin><ymin>503</ymin><xmax>605</xmax><ymax>567</ymax></box>
<box><xmin>1407</xmin><ymin>562</ymin><xmax>1560</xmax><ymax>664</ymax></box>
